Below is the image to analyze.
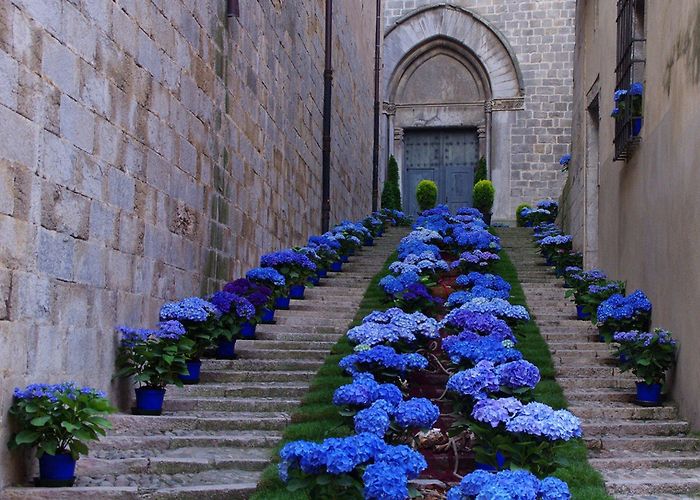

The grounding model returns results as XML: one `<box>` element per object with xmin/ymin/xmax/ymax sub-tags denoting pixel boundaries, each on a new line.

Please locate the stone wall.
<box><xmin>383</xmin><ymin>0</ymin><xmax>575</xmax><ymax>218</ymax></box>
<box><xmin>562</xmin><ymin>0</ymin><xmax>700</xmax><ymax>426</ymax></box>
<box><xmin>0</xmin><ymin>0</ymin><xmax>376</xmax><ymax>486</ymax></box>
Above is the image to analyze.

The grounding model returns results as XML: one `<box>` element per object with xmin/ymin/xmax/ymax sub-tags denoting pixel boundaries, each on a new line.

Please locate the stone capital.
<box><xmin>383</xmin><ymin>102</ymin><xmax>397</xmax><ymax>115</ymax></box>
<box><xmin>488</xmin><ymin>97</ymin><xmax>525</xmax><ymax>112</ymax></box>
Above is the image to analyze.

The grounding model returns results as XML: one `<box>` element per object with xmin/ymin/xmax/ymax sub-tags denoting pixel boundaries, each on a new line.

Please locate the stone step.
<box><xmin>235</xmin><ymin>347</ymin><xmax>331</xmax><ymax>360</ymax></box>
<box><xmin>586</xmin><ymin>435</ymin><xmax>700</xmax><ymax>453</ymax></box>
<box><xmin>541</xmin><ymin>332</ymin><xmax>600</xmax><ymax>342</ymax></box>
<box><xmin>569</xmin><ymin>402</ymin><xmax>679</xmax><ymax>420</ymax></box>
<box><xmin>602</xmin><ymin>468</ymin><xmax>700</xmax><ymax>496</ymax></box>
<box><xmin>255</xmin><ymin>324</ymin><xmax>344</xmax><ymax>335</ymax></box>
<box><xmin>273</xmin><ymin>309</ymin><xmax>357</xmax><ymax>321</ymax></box>
<box><xmin>109</xmin><ymin>413</ymin><xmax>290</xmax><ymax>434</ymax></box>
<box><xmin>285</xmin><ymin>301</ymin><xmax>360</xmax><ymax>313</ymax></box>
<box><xmin>201</xmin><ymin>369</ymin><xmax>316</xmax><ymax>383</ymax></box>
<box><xmin>236</xmin><ymin>339</ymin><xmax>337</xmax><ymax>351</ymax></box>
<box><xmin>558</xmin><ymin>376</ymin><xmax>636</xmax><ymax>390</ymax></box>
<box><xmin>92</xmin><ymin>432</ymin><xmax>277</xmax><ymax>456</ymax></box>
<box><xmin>590</xmin><ymin>452</ymin><xmax>700</xmax><ymax>471</ymax></box>
<box><xmin>164</xmin><ymin>397</ymin><xmax>301</xmax><ymax>413</ymax></box>
<box><xmin>552</xmin><ymin>354</ymin><xmax>617</xmax><ymax>366</ymax></box>
<box><xmin>582</xmin><ymin>419</ymin><xmax>690</xmax><ymax>437</ymax></box>
<box><xmin>555</xmin><ymin>365</ymin><xmax>634</xmax><ymax>378</ymax></box>
<box><xmin>201</xmin><ymin>358</ymin><xmax>324</xmax><ymax>371</ymax></box>
<box><xmin>547</xmin><ymin>341</ymin><xmax>610</xmax><ymax>351</ymax></box>
<box><xmin>273</xmin><ymin>316</ymin><xmax>353</xmax><ymax>329</ymax></box>
<box><xmin>567</xmin><ymin>388</ymin><xmax>636</xmax><ymax>402</ymax></box>
<box><xmin>170</xmin><ymin>382</ymin><xmax>310</xmax><ymax>399</ymax></box>
<box><xmin>255</xmin><ymin>331</ymin><xmax>343</xmax><ymax>342</ymax></box>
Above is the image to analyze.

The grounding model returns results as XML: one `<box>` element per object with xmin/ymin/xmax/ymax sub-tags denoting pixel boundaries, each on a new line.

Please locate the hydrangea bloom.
<box><xmin>496</xmin><ymin>360</ymin><xmax>541</xmax><ymax>390</ymax></box>
<box><xmin>14</xmin><ymin>383</ymin><xmax>107</xmax><ymax>402</ymax></box>
<box><xmin>456</xmin><ymin>272</ymin><xmax>511</xmax><ymax>295</ymax></box>
<box><xmin>260</xmin><ymin>249</ymin><xmax>317</xmax><ymax>272</ymax></box>
<box><xmin>613</xmin><ymin>329</ymin><xmax>677</xmax><ymax>347</ymax></box>
<box><xmin>439</xmin><ymin>310</ymin><xmax>514</xmax><ymax>340</ymax></box>
<box><xmin>472</xmin><ymin>397</ymin><xmax>524</xmax><ymax>428</ymax></box>
<box><xmin>363</xmin><ymin>462</ymin><xmax>409</xmax><ymax>500</ymax></box>
<box><xmin>597</xmin><ymin>290</ymin><xmax>652</xmax><ymax>323</ymax></box>
<box><xmin>223</xmin><ymin>278</ymin><xmax>273</xmax><ymax>307</ymax></box>
<box><xmin>505</xmin><ymin>402</ymin><xmax>582</xmax><ymax>441</ymax></box>
<box><xmin>347</xmin><ymin>308</ymin><xmax>439</xmax><ymax>347</ymax></box>
<box><xmin>340</xmin><ymin>345</ymin><xmax>430</xmax><ymax>376</ymax></box>
<box><xmin>446</xmin><ymin>360</ymin><xmax>500</xmax><ymax>400</ymax></box>
<box><xmin>446</xmin><ymin>288</ymin><xmax>509</xmax><ymax>307</ymax></box>
<box><xmin>451</xmin><ymin>250</ymin><xmax>501</xmax><ymax>270</ymax></box>
<box><xmin>443</xmin><ymin>334</ymin><xmax>523</xmax><ymax>367</ymax></box>
<box><xmin>446</xmin><ymin>469</ymin><xmax>570</xmax><ymax>500</ymax></box>
<box><xmin>119</xmin><ymin>321</ymin><xmax>187</xmax><ymax>348</ymax></box>
<box><xmin>452</xmin><ymin>297</ymin><xmax>530</xmax><ymax>322</ymax></box>
<box><xmin>393</xmin><ymin>398</ymin><xmax>440</xmax><ymax>429</ymax></box>
<box><xmin>354</xmin><ymin>403</ymin><xmax>392</xmax><ymax>436</ymax></box>
<box><xmin>159</xmin><ymin>297</ymin><xmax>220</xmax><ymax>323</ymax></box>
<box><xmin>332</xmin><ymin>373</ymin><xmax>402</xmax><ymax>409</ymax></box>
<box><xmin>246</xmin><ymin>267</ymin><xmax>286</xmax><ymax>287</ymax></box>
<box><xmin>208</xmin><ymin>291</ymin><xmax>256</xmax><ymax>319</ymax></box>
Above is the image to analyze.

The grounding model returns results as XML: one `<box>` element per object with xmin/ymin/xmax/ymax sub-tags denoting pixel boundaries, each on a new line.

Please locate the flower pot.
<box><xmin>275</xmin><ymin>296</ymin><xmax>290</xmax><ymax>310</ymax></box>
<box><xmin>134</xmin><ymin>387</ymin><xmax>166</xmax><ymax>415</ymax></box>
<box><xmin>261</xmin><ymin>307</ymin><xmax>276</xmax><ymax>324</ymax></box>
<box><xmin>364</xmin><ymin>237</ymin><xmax>374</xmax><ymax>246</ymax></box>
<box><xmin>330</xmin><ymin>261</ymin><xmax>343</xmax><ymax>272</ymax></box>
<box><xmin>240</xmin><ymin>322</ymin><xmax>256</xmax><ymax>339</ymax></box>
<box><xmin>576</xmin><ymin>305</ymin><xmax>591</xmax><ymax>321</ymax></box>
<box><xmin>475</xmin><ymin>451</ymin><xmax>505</xmax><ymax>472</ymax></box>
<box><xmin>632</xmin><ymin>116</ymin><xmax>643</xmax><ymax>136</ymax></box>
<box><xmin>216</xmin><ymin>339</ymin><xmax>237</xmax><ymax>359</ymax></box>
<box><xmin>179</xmin><ymin>360</ymin><xmax>201</xmax><ymax>385</ymax></box>
<box><xmin>308</xmin><ymin>275</ymin><xmax>320</xmax><ymax>286</ymax></box>
<box><xmin>38</xmin><ymin>452</ymin><xmax>76</xmax><ymax>484</ymax></box>
<box><xmin>341</xmin><ymin>255</ymin><xmax>350</xmax><ymax>263</ymax></box>
<box><xmin>636</xmin><ymin>382</ymin><xmax>662</xmax><ymax>406</ymax></box>
<box><xmin>317</xmin><ymin>269</ymin><xmax>328</xmax><ymax>278</ymax></box>
<box><xmin>289</xmin><ymin>284</ymin><xmax>306</xmax><ymax>300</ymax></box>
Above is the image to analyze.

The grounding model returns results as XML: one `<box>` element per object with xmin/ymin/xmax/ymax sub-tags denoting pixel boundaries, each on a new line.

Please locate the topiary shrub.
<box><xmin>381</xmin><ymin>155</ymin><xmax>402</xmax><ymax>211</ymax></box>
<box><xmin>516</xmin><ymin>203</ymin><xmax>532</xmax><ymax>227</ymax></box>
<box><xmin>416</xmin><ymin>180</ymin><xmax>438</xmax><ymax>212</ymax></box>
<box><xmin>474</xmin><ymin>157</ymin><xmax>487</xmax><ymax>184</ymax></box>
<box><xmin>473</xmin><ymin>180</ymin><xmax>495</xmax><ymax>215</ymax></box>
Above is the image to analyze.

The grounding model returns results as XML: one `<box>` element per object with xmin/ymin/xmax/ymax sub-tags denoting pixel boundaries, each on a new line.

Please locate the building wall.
<box><xmin>383</xmin><ymin>0</ymin><xmax>576</xmax><ymax>218</ymax></box>
<box><xmin>563</xmin><ymin>0</ymin><xmax>700</xmax><ymax>425</ymax></box>
<box><xmin>0</xmin><ymin>0</ymin><xmax>376</xmax><ymax>486</ymax></box>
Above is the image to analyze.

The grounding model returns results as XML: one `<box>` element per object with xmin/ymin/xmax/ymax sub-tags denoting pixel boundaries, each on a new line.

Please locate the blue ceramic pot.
<box><xmin>364</xmin><ymin>237</ymin><xmax>374</xmax><ymax>246</ymax></box>
<box><xmin>217</xmin><ymin>339</ymin><xmax>237</xmax><ymax>358</ymax></box>
<box><xmin>289</xmin><ymin>284</ymin><xmax>305</xmax><ymax>300</ymax></box>
<box><xmin>39</xmin><ymin>453</ymin><xmax>77</xmax><ymax>482</ymax></box>
<box><xmin>317</xmin><ymin>269</ymin><xmax>328</xmax><ymax>278</ymax></box>
<box><xmin>341</xmin><ymin>255</ymin><xmax>350</xmax><ymax>263</ymax></box>
<box><xmin>576</xmin><ymin>305</ymin><xmax>591</xmax><ymax>321</ymax></box>
<box><xmin>636</xmin><ymin>382</ymin><xmax>662</xmax><ymax>406</ymax></box>
<box><xmin>632</xmin><ymin>117</ymin><xmax>643</xmax><ymax>136</ymax></box>
<box><xmin>330</xmin><ymin>261</ymin><xmax>343</xmax><ymax>272</ymax></box>
<box><xmin>308</xmin><ymin>275</ymin><xmax>320</xmax><ymax>286</ymax></box>
<box><xmin>179</xmin><ymin>360</ymin><xmax>201</xmax><ymax>385</ymax></box>
<box><xmin>134</xmin><ymin>387</ymin><xmax>166</xmax><ymax>413</ymax></box>
<box><xmin>275</xmin><ymin>296</ymin><xmax>290</xmax><ymax>310</ymax></box>
<box><xmin>261</xmin><ymin>307</ymin><xmax>275</xmax><ymax>323</ymax></box>
<box><xmin>241</xmin><ymin>321</ymin><xmax>256</xmax><ymax>339</ymax></box>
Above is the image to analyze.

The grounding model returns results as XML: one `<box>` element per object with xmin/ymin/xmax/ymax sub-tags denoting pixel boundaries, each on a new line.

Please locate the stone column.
<box><xmin>393</xmin><ymin>126</ymin><xmax>405</xmax><ymax>199</ymax></box>
<box><xmin>383</xmin><ymin>103</ymin><xmax>397</xmax><ymax>157</ymax></box>
<box><xmin>488</xmin><ymin>98</ymin><xmax>524</xmax><ymax>221</ymax></box>
<box><xmin>477</xmin><ymin>123</ymin><xmax>487</xmax><ymax>160</ymax></box>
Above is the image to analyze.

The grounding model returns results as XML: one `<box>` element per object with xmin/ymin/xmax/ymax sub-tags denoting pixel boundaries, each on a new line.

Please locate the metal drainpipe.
<box><xmin>321</xmin><ymin>0</ymin><xmax>333</xmax><ymax>232</ymax></box>
<box><xmin>371</xmin><ymin>0</ymin><xmax>382</xmax><ymax>212</ymax></box>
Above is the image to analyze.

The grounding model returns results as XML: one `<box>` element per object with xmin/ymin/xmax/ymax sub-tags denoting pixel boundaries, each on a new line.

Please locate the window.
<box><xmin>613</xmin><ymin>0</ymin><xmax>646</xmax><ymax>161</ymax></box>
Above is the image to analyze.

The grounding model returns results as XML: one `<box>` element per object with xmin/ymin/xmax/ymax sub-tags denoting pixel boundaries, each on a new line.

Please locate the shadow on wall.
<box><xmin>663</xmin><ymin>5</ymin><xmax>700</xmax><ymax>94</ymax></box>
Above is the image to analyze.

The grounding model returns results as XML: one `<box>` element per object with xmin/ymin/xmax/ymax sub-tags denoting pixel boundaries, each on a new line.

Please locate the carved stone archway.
<box><xmin>382</xmin><ymin>4</ymin><xmax>524</xmax><ymax>219</ymax></box>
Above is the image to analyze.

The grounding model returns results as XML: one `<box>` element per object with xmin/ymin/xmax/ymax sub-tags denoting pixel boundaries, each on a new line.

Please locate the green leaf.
<box><xmin>30</xmin><ymin>416</ymin><xmax>51</xmax><ymax>427</ymax></box>
<box><xmin>14</xmin><ymin>430</ymin><xmax>40</xmax><ymax>445</ymax></box>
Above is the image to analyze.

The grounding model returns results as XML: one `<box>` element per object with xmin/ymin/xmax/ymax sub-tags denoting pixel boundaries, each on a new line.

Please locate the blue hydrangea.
<box><xmin>14</xmin><ymin>383</ymin><xmax>106</xmax><ymax>402</ymax></box>
<box><xmin>332</xmin><ymin>373</ymin><xmax>402</xmax><ymax>409</ymax></box>
<box><xmin>504</xmin><ymin>402</ymin><xmax>582</xmax><ymax>441</ymax></box>
<box><xmin>379</xmin><ymin>275</ymin><xmax>405</xmax><ymax>295</ymax></box>
<box><xmin>439</xmin><ymin>311</ymin><xmax>515</xmax><ymax>340</ymax></box>
<box><xmin>246</xmin><ymin>267</ymin><xmax>286</xmax><ymax>287</ymax></box>
<box><xmin>451</xmin><ymin>297</ymin><xmax>530</xmax><ymax>322</ymax></box>
<box><xmin>339</xmin><ymin>345</ymin><xmax>428</xmax><ymax>376</ymax></box>
<box><xmin>446</xmin><ymin>360</ymin><xmax>500</xmax><ymax>400</ymax></box>
<box><xmin>308</xmin><ymin>234</ymin><xmax>341</xmax><ymax>250</ymax></box>
<box><xmin>119</xmin><ymin>321</ymin><xmax>187</xmax><ymax>348</ymax></box>
<box><xmin>456</xmin><ymin>272</ymin><xmax>511</xmax><ymax>294</ymax></box>
<box><xmin>496</xmin><ymin>360</ymin><xmax>541</xmax><ymax>390</ymax></box>
<box><xmin>260</xmin><ymin>249</ymin><xmax>317</xmax><ymax>272</ymax></box>
<box><xmin>159</xmin><ymin>297</ymin><xmax>220</xmax><ymax>323</ymax></box>
<box><xmin>447</xmin><ymin>470</ymin><xmax>571</xmax><ymax>500</ymax></box>
<box><xmin>443</xmin><ymin>334</ymin><xmax>523</xmax><ymax>367</ymax></box>
<box><xmin>451</xmin><ymin>250</ymin><xmax>501</xmax><ymax>270</ymax></box>
<box><xmin>375</xmin><ymin>445</ymin><xmax>427</xmax><ymax>479</ymax></box>
<box><xmin>363</xmin><ymin>462</ymin><xmax>409</xmax><ymax>500</ymax></box>
<box><xmin>471</xmin><ymin>397</ymin><xmax>523</xmax><ymax>428</ymax></box>
<box><xmin>354</xmin><ymin>403</ymin><xmax>391</xmax><ymax>436</ymax></box>
<box><xmin>208</xmin><ymin>291</ymin><xmax>256</xmax><ymax>319</ymax></box>
<box><xmin>347</xmin><ymin>308</ymin><xmax>439</xmax><ymax>347</ymax></box>
<box><xmin>393</xmin><ymin>398</ymin><xmax>440</xmax><ymax>429</ymax></box>
<box><xmin>540</xmin><ymin>477</ymin><xmax>572</xmax><ymax>500</ymax></box>
<box><xmin>597</xmin><ymin>290</ymin><xmax>652</xmax><ymax>323</ymax></box>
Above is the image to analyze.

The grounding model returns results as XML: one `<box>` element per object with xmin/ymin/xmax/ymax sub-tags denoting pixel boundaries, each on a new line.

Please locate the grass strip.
<box><xmin>492</xmin><ymin>238</ymin><xmax>612</xmax><ymax>500</ymax></box>
<box><xmin>251</xmin><ymin>250</ymin><xmax>398</xmax><ymax>500</ymax></box>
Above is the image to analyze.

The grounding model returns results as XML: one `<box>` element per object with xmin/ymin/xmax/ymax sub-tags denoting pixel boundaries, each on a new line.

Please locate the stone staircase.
<box><xmin>2</xmin><ymin>230</ymin><xmax>404</xmax><ymax>500</ymax></box>
<box><xmin>499</xmin><ymin>227</ymin><xmax>700</xmax><ymax>500</ymax></box>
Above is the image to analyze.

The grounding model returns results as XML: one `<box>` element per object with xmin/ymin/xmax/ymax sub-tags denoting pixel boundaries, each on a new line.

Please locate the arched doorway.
<box><xmin>382</xmin><ymin>4</ymin><xmax>524</xmax><ymax>218</ymax></box>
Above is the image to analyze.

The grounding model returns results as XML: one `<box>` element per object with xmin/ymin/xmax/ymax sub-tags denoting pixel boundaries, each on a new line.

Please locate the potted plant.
<box><xmin>8</xmin><ymin>383</ymin><xmax>115</xmax><ymax>486</ymax></box>
<box><xmin>536</xmin><ymin>235</ymin><xmax>572</xmax><ymax>267</ymax></box>
<box><xmin>209</xmin><ymin>291</ymin><xmax>256</xmax><ymax>357</ymax></box>
<box><xmin>115</xmin><ymin>321</ymin><xmax>193</xmax><ymax>414</ymax></box>
<box><xmin>261</xmin><ymin>249</ymin><xmax>317</xmax><ymax>300</ymax></box>
<box><xmin>223</xmin><ymin>278</ymin><xmax>274</xmax><ymax>339</ymax></box>
<box><xmin>564</xmin><ymin>269</ymin><xmax>608</xmax><ymax>318</ymax></box>
<box><xmin>416</xmin><ymin>179</ymin><xmax>438</xmax><ymax>212</ymax></box>
<box><xmin>246</xmin><ymin>266</ymin><xmax>287</xmax><ymax>316</ymax></box>
<box><xmin>472</xmin><ymin>180</ymin><xmax>495</xmax><ymax>225</ymax></box>
<box><xmin>515</xmin><ymin>203</ymin><xmax>532</xmax><ymax>227</ymax></box>
<box><xmin>159</xmin><ymin>297</ymin><xmax>221</xmax><ymax>384</ymax></box>
<box><xmin>333</xmin><ymin>221</ymin><xmax>370</xmax><ymax>258</ymax></box>
<box><xmin>613</xmin><ymin>329</ymin><xmax>677</xmax><ymax>406</ymax></box>
<box><xmin>308</xmin><ymin>234</ymin><xmax>342</xmax><ymax>277</ymax></box>
<box><xmin>362</xmin><ymin>215</ymin><xmax>384</xmax><ymax>245</ymax></box>
<box><xmin>597</xmin><ymin>290</ymin><xmax>652</xmax><ymax>342</ymax></box>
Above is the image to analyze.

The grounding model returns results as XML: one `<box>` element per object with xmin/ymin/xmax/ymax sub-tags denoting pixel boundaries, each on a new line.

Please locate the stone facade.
<box><xmin>0</xmin><ymin>0</ymin><xmax>376</xmax><ymax>487</ymax></box>
<box><xmin>381</xmin><ymin>0</ymin><xmax>575</xmax><ymax>219</ymax></box>
<box><xmin>561</xmin><ymin>0</ymin><xmax>700</xmax><ymax>426</ymax></box>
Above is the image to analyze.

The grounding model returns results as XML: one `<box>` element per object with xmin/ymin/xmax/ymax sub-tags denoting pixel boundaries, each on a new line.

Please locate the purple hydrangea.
<box><xmin>159</xmin><ymin>297</ymin><xmax>220</xmax><ymax>323</ymax></box>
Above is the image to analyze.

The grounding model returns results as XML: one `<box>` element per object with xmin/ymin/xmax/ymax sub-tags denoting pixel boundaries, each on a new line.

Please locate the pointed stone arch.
<box><xmin>382</xmin><ymin>4</ymin><xmax>525</xmax><ymax>219</ymax></box>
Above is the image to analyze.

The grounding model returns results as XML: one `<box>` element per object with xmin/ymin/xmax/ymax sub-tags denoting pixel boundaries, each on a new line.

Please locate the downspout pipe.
<box><xmin>321</xmin><ymin>0</ymin><xmax>333</xmax><ymax>232</ymax></box>
<box><xmin>371</xmin><ymin>0</ymin><xmax>382</xmax><ymax>212</ymax></box>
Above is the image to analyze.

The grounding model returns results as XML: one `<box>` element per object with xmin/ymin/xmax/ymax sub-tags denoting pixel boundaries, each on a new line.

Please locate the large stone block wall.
<box><xmin>0</xmin><ymin>0</ymin><xmax>376</xmax><ymax>486</ymax></box>
<box><xmin>384</xmin><ymin>0</ymin><xmax>575</xmax><ymax>217</ymax></box>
